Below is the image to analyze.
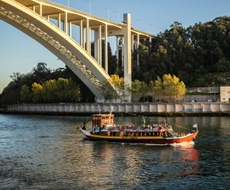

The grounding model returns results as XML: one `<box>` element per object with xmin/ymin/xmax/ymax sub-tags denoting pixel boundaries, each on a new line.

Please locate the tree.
<box><xmin>151</xmin><ymin>74</ymin><xmax>186</xmax><ymax>102</ymax></box>
<box><xmin>20</xmin><ymin>85</ymin><xmax>31</xmax><ymax>103</ymax></box>
<box><xmin>42</xmin><ymin>79</ymin><xmax>58</xmax><ymax>103</ymax></box>
<box><xmin>66</xmin><ymin>78</ymin><xmax>81</xmax><ymax>102</ymax></box>
<box><xmin>56</xmin><ymin>78</ymin><xmax>69</xmax><ymax>102</ymax></box>
<box><xmin>31</xmin><ymin>82</ymin><xmax>43</xmax><ymax>103</ymax></box>
<box><xmin>30</xmin><ymin>78</ymin><xmax>81</xmax><ymax>103</ymax></box>
<box><xmin>101</xmin><ymin>74</ymin><xmax>130</xmax><ymax>102</ymax></box>
<box><xmin>32</xmin><ymin>62</ymin><xmax>51</xmax><ymax>83</ymax></box>
<box><xmin>101</xmin><ymin>74</ymin><xmax>121</xmax><ymax>101</ymax></box>
<box><xmin>163</xmin><ymin>74</ymin><xmax>186</xmax><ymax>101</ymax></box>
<box><xmin>132</xmin><ymin>80</ymin><xmax>149</xmax><ymax>102</ymax></box>
<box><xmin>1</xmin><ymin>82</ymin><xmax>19</xmax><ymax>105</ymax></box>
<box><xmin>150</xmin><ymin>76</ymin><xmax>164</xmax><ymax>101</ymax></box>
<box><xmin>57</xmin><ymin>78</ymin><xmax>81</xmax><ymax>102</ymax></box>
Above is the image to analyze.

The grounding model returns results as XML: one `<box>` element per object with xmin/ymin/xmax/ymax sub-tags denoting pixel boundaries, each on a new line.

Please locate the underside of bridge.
<box><xmin>0</xmin><ymin>0</ymin><xmax>153</xmax><ymax>103</ymax></box>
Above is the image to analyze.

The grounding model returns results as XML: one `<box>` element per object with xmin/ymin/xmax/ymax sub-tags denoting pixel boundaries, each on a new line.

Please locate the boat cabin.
<box><xmin>92</xmin><ymin>114</ymin><xmax>114</xmax><ymax>129</ymax></box>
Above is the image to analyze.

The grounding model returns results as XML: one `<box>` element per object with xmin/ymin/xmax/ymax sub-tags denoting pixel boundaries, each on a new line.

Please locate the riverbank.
<box><xmin>1</xmin><ymin>110</ymin><xmax>230</xmax><ymax>117</ymax></box>
<box><xmin>3</xmin><ymin>102</ymin><xmax>230</xmax><ymax>116</ymax></box>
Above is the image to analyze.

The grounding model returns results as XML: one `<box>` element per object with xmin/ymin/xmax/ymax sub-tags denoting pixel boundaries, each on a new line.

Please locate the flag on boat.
<box><xmin>193</xmin><ymin>124</ymin><xmax>198</xmax><ymax>128</ymax></box>
<box><xmin>143</xmin><ymin>116</ymin><xmax>146</xmax><ymax>125</ymax></box>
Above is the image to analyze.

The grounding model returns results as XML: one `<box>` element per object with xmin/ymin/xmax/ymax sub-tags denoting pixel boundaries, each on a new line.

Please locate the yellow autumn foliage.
<box><xmin>152</xmin><ymin>74</ymin><xmax>186</xmax><ymax>102</ymax></box>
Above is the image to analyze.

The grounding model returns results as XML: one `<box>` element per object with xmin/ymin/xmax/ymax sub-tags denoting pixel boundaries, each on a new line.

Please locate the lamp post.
<box><xmin>149</xmin><ymin>24</ymin><xmax>153</xmax><ymax>34</ymax></box>
<box><xmin>136</xmin><ymin>19</ymin><xmax>141</xmax><ymax>30</ymax></box>
<box><xmin>86</xmin><ymin>0</ymin><xmax>91</xmax><ymax>14</ymax></box>
<box><xmin>114</xmin><ymin>11</ymin><xmax>119</xmax><ymax>23</ymax></box>
<box><xmin>104</xmin><ymin>7</ymin><xmax>109</xmax><ymax>20</ymax></box>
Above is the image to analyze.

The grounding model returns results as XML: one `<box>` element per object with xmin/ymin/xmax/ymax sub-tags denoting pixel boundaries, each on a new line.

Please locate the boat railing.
<box><xmin>101</xmin><ymin>128</ymin><xmax>168</xmax><ymax>133</ymax></box>
<box><xmin>173</xmin><ymin>132</ymin><xmax>179</xmax><ymax>137</ymax></box>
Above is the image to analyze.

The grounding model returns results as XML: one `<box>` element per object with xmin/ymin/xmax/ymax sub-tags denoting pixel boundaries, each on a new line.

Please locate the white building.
<box><xmin>220</xmin><ymin>86</ymin><xmax>230</xmax><ymax>102</ymax></box>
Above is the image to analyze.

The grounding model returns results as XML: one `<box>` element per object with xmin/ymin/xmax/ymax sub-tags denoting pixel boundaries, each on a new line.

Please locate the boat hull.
<box><xmin>80</xmin><ymin>129</ymin><xmax>199</xmax><ymax>145</ymax></box>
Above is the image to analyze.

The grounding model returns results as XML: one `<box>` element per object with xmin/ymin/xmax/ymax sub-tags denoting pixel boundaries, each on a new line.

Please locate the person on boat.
<box><xmin>132</xmin><ymin>125</ymin><xmax>136</xmax><ymax>130</ymax></box>
<box><xmin>147</xmin><ymin>125</ymin><xmax>151</xmax><ymax>130</ymax></box>
<box><xmin>140</xmin><ymin>124</ymin><xmax>145</xmax><ymax>130</ymax></box>
<box><xmin>158</xmin><ymin>126</ymin><xmax>163</xmax><ymax>131</ymax></box>
<box><xmin>82</xmin><ymin>121</ymin><xmax>86</xmax><ymax>130</ymax></box>
<box><xmin>166</xmin><ymin>125</ymin><xmax>173</xmax><ymax>136</ymax></box>
<box><xmin>96</xmin><ymin>125</ymin><xmax>100</xmax><ymax>133</ymax></box>
<box><xmin>92</xmin><ymin>125</ymin><xmax>95</xmax><ymax>134</ymax></box>
<box><xmin>149</xmin><ymin>125</ymin><xmax>153</xmax><ymax>130</ymax></box>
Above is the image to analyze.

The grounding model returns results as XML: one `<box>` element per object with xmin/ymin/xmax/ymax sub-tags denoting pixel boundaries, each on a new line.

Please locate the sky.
<box><xmin>1</xmin><ymin>0</ymin><xmax>230</xmax><ymax>93</ymax></box>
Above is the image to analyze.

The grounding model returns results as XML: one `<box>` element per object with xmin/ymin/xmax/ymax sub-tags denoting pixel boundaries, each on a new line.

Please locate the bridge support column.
<box><xmin>64</xmin><ymin>11</ymin><xmax>68</xmax><ymax>33</ymax></box>
<box><xmin>104</xmin><ymin>24</ymin><xmax>108</xmax><ymax>72</ymax></box>
<box><xmin>123</xmin><ymin>13</ymin><xmax>132</xmax><ymax>102</ymax></box>
<box><xmin>39</xmin><ymin>4</ymin><xmax>42</xmax><ymax>16</ymax></box>
<box><xmin>69</xmin><ymin>21</ymin><xmax>72</xmax><ymax>37</ymax></box>
<box><xmin>122</xmin><ymin>36</ymin><xmax>124</xmax><ymax>71</ymax></box>
<box><xmin>94</xmin><ymin>26</ymin><xmax>102</xmax><ymax>64</ymax></box>
<box><xmin>116</xmin><ymin>36</ymin><xmax>119</xmax><ymax>67</ymax></box>
<box><xmin>149</xmin><ymin>37</ymin><xmax>152</xmax><ymax>51</ymax></box>
<box><xmin>89</xmin><ymin>27</ymin><xmax>91</xmax><ymax>54</ymax></box>
<box><xmin>136</xmin><ymin>33</ymin><xmax>140</xmax><ymax>67</ymax></box>
<box><xmin>47</xmin><ymin>15</ymin><xmax>50</xmax><ymax>22</ymax></box>
<box><xmin>94</xmin><ymin>30</ymin><xmax>99</xmax><ymax>62</ymax></box>
<box><xmin>80</xmin><ymin>20</ymin><xmax>84</xmax><ymax>47</ymax></box>
<box><xmin>58</xmin><ymin>13</ymin><xmax>61</xmax><ymax>29</ymax></box>
<box><xmin>86</xmin><ymin>18</ymin><xmax>91</xmax><ymax>53</ymax></box>
<box><xmin>131</xmin><ymin>34</ymin><xmax>134</xmax><ymax>52</ymax></box>
<box><xmin>83</xmin><ymin>28</ymin><xmax>85</xmax><ymax>49</ymax></box>
<box><xmin>99</xmin><ymin>25</ymin><xmax>102</xmax><ymax>65</ymax></box>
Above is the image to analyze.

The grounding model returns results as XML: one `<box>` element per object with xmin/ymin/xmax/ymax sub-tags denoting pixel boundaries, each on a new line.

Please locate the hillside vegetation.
<box><xmin>131</xmin><ymin>16</ymin><xmax>230</xmax><ymax>87</ymax></box>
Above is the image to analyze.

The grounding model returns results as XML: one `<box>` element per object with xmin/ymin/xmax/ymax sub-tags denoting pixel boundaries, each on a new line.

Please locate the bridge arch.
<box><xmin>0</xmin><ymin>0</ymin><xmax>153</xmax><ymax>103</ymax></box>
<box><xmin>0</xmin><ymin>0</ymin><xmax>116</xmax><ymax>102</ymax></box>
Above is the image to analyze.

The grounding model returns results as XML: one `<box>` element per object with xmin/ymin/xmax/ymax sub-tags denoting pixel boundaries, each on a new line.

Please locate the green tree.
<box><xmin>131</xmin><ymin>80</ymin><xmax>149</xmax><ymax>102</ymax></box>
<box><xmin>0</xmin><ymin>94</ymin><xmax>2</xmax><ymax>106</ymax></box>
<box><xmin>57</xmin><ymin>78</ymin><xmax>81</xmax><ymax>102</ymax></box>
<box><xmin>30</xmin><ymin>78</ymin><xmax>81</xmax><ymax>103</ymax></box>
<box><xmin>150</xmin><ymin>76</ymin><xmax>164</xmax><ymax>101</ymax></box>
<box><xmin>101</xmin><ymin>74</ymin><xmax>130</xmax><ymax>102</ymax></box>
<box><xmin>20</xmin><ymin>85</ymin><xmax>31</xmax><ymax>103</ymax></box>
<box><xmin>42</xmin><ymin>79</ymin><xmax>58</xmax><ymax>103</ymax></box>
<box><xmin>32</xmin><ymin>62</ymin><xmax>51</xmax><ymax>83</ymax></box>
<box><xmin>66</xmin><ymin>78</ymin><xmax>81</xmax><ymax>102</ymax></box>
<box><xmin>56</xmin><ymin>78</ymin><xmax>69</xmax><ymax>102</ymax></box>
<box><xmin>1</xmin><ymin>82</ymin><xmax>19</xmax><ymax>105</ymax></box>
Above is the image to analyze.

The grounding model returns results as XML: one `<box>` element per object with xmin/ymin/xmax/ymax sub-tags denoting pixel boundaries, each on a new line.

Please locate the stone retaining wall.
<box><xmin>7</xmin><ymin>102</ymin><xmax>230</xmax><ymax>113</ymax></box>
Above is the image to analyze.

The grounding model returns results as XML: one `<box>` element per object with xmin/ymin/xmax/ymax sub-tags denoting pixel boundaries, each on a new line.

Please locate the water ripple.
<box><xmin>0</xmin><ymin>115</ymin><xmax>230</xmax><ymax>189</ymax></box>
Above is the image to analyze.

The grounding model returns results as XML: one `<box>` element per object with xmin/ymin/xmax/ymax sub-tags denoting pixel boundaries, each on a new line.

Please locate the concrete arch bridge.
<box><xmin>0</xmin><ymin>0</ymin><xmax>153</xmax><ymax>102</ymax></box>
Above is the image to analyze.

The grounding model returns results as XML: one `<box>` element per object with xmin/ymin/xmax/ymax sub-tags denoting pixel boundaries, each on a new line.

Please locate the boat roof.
<box><xmin>92</xmin><ymin>114</ymin><xmax>114</xmax><ymax>117</ymax></box>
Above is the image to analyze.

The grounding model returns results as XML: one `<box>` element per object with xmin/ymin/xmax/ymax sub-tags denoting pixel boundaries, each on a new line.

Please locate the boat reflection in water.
<box><xmin>167</xmin><ymin>143</ymin><xmax>200</xmax><ymax>176</ymax></box>
<box><xmin>82</xmin><ymin>137</ymin><xmax>200</xmax><ymax>188</ymax></box>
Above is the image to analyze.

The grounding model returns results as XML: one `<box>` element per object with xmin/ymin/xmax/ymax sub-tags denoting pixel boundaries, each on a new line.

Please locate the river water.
<box><xmin>0</xmin><ymin>114</ymin><xmax>230</xmax><ymax>190</ymax></box>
